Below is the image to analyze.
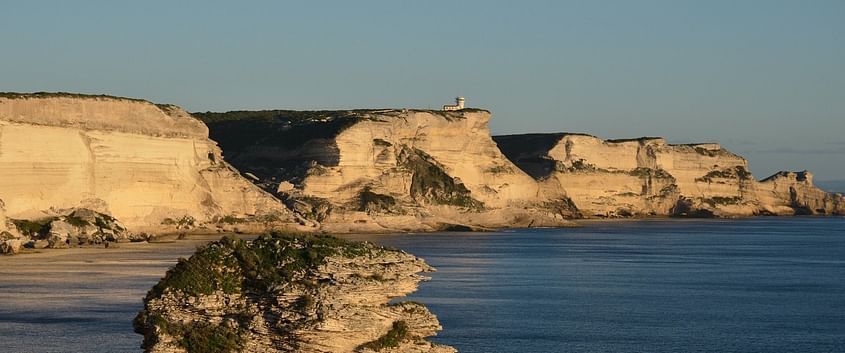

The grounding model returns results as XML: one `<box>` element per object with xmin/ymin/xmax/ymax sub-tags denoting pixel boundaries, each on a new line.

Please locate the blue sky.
<box><xmin>2</xmin><ymin>0</ymin><xmax>843</xmax><ymax>180</ymax></box>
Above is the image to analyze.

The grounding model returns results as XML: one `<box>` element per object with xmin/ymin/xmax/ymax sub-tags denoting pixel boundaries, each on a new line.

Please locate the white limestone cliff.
<box><xmin>0</xmin><ymin>94</ymin><xmax>290</xmax><ymax>232</ymax></box>
<box><xmin>198</xmin><ymin>109</ymin><xmax>576</xmax><ymax>232</ymax></box>
<box><xmin>494</xmin><ymin>133</ymin><xmax>845</xmax><ymax>217</ymax></box>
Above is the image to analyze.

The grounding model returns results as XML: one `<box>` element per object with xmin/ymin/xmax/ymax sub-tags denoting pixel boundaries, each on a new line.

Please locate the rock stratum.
<box><xmin>0</xmin><ymin>93</ymin><xmax>291</xmax><ymax>243</ymax></box>
<box><xmin>494</xmin><ymin>133</ymin><xmax>845</xmax><ymax>217</ymax></box>
<box><xmin>134</xmin><ymin>233</ymin><xmax>454</xmax><ymax>353</ymax></box>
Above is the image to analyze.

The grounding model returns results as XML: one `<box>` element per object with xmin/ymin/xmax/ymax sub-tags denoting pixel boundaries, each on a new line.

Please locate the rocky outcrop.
<box><xmin>196</xmin><ymin>109</ymin><xmax>576</xmax><ymax>232</ymax></box>
<box><xmin>495</xmin><ymin>133</ymin><xmax>845</xmax><ymax>217</ymax></box>
<box><xmin>15</xmin><ymin>208</ymin><xmax>148</xmax><ymax>247</ymax></box>
<box><xmin>134</xmin><ymin>233</ymin><xmax>454</xmax><ymax>353</ymax></box>
<box><xmin>2</xmin><ymin>202</ymin><xmax>153</xmax><ymax>254</ymax></box>
<box><xmin>0</xmin><ymin>199</ymin><xmax>24</xmax><ymax>254</ymax></box>
<box><xmin>0</xmin><ymin>93</ymin><xmax>292</xmax><ymax>233</ymax></box>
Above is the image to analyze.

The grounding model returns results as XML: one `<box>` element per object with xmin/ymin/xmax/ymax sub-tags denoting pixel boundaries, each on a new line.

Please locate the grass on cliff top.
<box><xmin>605</xmin><ymin>136</ymin><xmax>664</xmax><ymax>143</ymax></box>
<box><xmin>0</xmin><ymin>91</ymin><xmax>147</xmax><ymax>102</ymax></box>
<box><xmin>145</xmin><ymin>232</ymin><xmax>375</xmax><ymax>300</ymax></box>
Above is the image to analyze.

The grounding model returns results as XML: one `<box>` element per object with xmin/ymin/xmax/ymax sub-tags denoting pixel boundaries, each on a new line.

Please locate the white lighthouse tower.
<box><xmin>442</xmin><ymin>96</ymin><xmax>466</xmax><ymax>111</ymax></box>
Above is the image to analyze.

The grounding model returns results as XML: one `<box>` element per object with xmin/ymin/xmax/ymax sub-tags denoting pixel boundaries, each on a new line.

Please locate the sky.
<box><xmin>2</xmin><ymin>0</ymin><xmax>843</xmax><ymax>180</ymax></box>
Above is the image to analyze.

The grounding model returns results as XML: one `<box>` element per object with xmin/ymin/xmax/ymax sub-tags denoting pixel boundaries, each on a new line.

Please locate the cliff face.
<box><xmin>134</xmin><ymin>233</ymin><xmax>455</xmax><ymax>353</ymax></box>
<box><xmin>0</xmin><ymin>94</ymin><xmax>289</xmax><ymax>231</ymax></box>
<box><xmin>197</xmin><ymin>109</ymin><xmax>575</xmax><ymax>232</ymax></box>
<box><xmin>757</xmin><ymin>171</ymin><xmax>845</xmax><ymax>215</ymax></box>
<box><xmin>495</xmin><ymin>133</ymin><xmax>845</xmax><ymax>217</ymax></box>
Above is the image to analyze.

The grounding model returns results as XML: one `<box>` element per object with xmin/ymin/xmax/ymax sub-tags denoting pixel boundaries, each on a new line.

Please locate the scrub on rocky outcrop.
<box><xmin>134</xmin><ymin>232</ymin><xmax>455</xmax><ymax>353</ymax></box>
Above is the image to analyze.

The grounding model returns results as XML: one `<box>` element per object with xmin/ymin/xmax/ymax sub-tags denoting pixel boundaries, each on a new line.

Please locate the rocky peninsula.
<box><xmin>133</xmin><ymin>232</ymin><xmax>454</xmax><ymax>353</ymax></box>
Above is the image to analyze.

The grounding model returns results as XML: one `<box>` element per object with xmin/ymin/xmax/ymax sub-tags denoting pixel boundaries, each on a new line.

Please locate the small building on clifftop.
<box><xmin>443</xmin><ymin>96</ymin><xmax>465</xmax><ymax>111</ymax></box>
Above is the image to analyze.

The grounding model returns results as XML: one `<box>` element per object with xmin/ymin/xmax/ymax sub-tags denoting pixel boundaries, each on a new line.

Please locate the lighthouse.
<box><xmin>442</xmin><ymin>97</ymin><xmax>466</xmax><ymax>111</ymax></box>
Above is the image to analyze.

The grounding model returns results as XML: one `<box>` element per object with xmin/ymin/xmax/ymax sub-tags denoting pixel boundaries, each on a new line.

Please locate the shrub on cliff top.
<box><xmin>356</xmin><ymin>320</ymin><xmax>410</xmax><ymax>352</ymax></box>
<box><xmin>145</xmin><ymin>232</ymin><xmax>375</xmax><ymax>300</ymax></box>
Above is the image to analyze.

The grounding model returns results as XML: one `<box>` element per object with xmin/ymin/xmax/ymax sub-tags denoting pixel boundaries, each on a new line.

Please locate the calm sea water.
<box><xmin>347</xmin><ymin>218</ymin><xmax>845</xmax><ymax>353</ymax></box>
<box><xmin>0</xmin><ymin>219</ymin><xmax>843</xmax><ymax>352</ymax></box>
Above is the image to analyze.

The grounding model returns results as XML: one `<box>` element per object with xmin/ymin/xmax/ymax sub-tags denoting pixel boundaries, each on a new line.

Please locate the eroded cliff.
<box><xmin>134</xmin><ymin>233</ymin><xmax>455</xmax><ymax>353</ymax></box>
<box><xmin>495</xmin><ymin>133</ymin><xmax>845</xmax><ymax>217</ymax></box>
<box><xmin>0</xmin><ymin>93</ymin><xmax>291</xmax><ymax>233</ymax></box>
<box><xmin>196</xmin><ymin>109</ymin><xmax>576</xmax><ymax>232</ymax></box>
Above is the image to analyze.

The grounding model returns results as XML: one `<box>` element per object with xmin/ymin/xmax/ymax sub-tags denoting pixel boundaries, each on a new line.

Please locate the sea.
<box><xmin>1</xmin><ymin>218</ymin><xmax>844</xmax><ymax>353</ymax></box>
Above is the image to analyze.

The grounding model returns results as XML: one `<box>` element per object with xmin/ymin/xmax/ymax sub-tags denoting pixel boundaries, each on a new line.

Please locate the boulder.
<box><xmin>1</xmin><ymin>239</ymin><xmax>23</xmax><ymax>255</ymax></box>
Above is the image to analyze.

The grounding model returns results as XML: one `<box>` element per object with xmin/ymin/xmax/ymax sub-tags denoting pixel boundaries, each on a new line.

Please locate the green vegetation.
<box><xmin>628</xmin><ymin>167</ymin><xmax>673</xmax><ymax>179</ymax></box>
<box><xmin>256</xmin><ymin>213</ymin><xmax>282</xmax><ymax>223</ymax></box>
<box><xmin>356</xmin><ymin>321</ymin><xmax>409</xmax><ymax>352</ymax></box>
<box><xmin>695</xmin><ymin>166</ymin><xmax>754</xmax><ymax>183</ymax></box>
<box><xmin>135</xmin><ymin>313</ymin><xmax>242</xmax><ymax>353</ymax></box>
<box><xmin>735</xmin><ymin>166</ymin><xmax>753</xmax><ymax>180</ymax></box>
<box><xmin>93</xmin><ymin>213</ymin><xmax>124</xmax><ymax>231</ymax></box>
<box><xmin>179</xmin><ymin>321</ymin><xmax>242</xmax><ymax>353</ymax></box>
<box><xmin>543</xmin><ymin>198</ymin><xmax>582</xmax><ymax>219</ymax></box>
<box><xmin>63</xmin><ymin>215</ymin><xmax>90</xmax><ymax>227</ymax></box>
<box><xmin>11</xmin><ymin>219</ymin><xmax>50</xmax><ymax>237</ymax></box>
<box><xmin>358</xmin><ymin>188</ymin><xmax>397</xmax><ymax>213</ymax></box>
<box><xmin>567</xmin><ymin>159</ymin><xmax>601</xmax><ymax>172</ymax></box>
<box><xmin>0</xmin><ymin>91</ymin><xmax>151</xmax><ymax>103</ymax></box>
<box><xmin>701</xmin><ymin>196</ymin><xmax>743</xmax><ymax>206</ymax></box>
<box><xmin>606</xmin><ymin>136</ymin><xmax>663</xmax><ymax>143</ymax></box>
<box><xmin>213</xmin><ymin>213</ymin><xmax>283</xmax><ymax>224</ymax></box>
<box><xmin>139</xmin><ymin>233</ymin><xmax>384</xmax><ymax>352</ymax></box>
<box><xmin>161</xmin><ymin>215</ymin><xmax>196</xmax><ymax>227</ymax></box>
<box><xmin>693</xmin><ymin>147</ymin><xmax>720</xmax><ymax>157</ymax></box>
<box><xmin>485</xmin><ymin>165</ymin><xmax>513</xmax><ymax>173</ymax></box>
<box><xmin>390</xmin><ymin>301</ymin><xmax>428</xmax><ymax>315</ymax></box>
<box><xmin>399</xmin><ymin>147</ymin><xmax>483</xmax><ymax>210</ymax></box>
<box><xmin>147</xmin><ymin>241</ymin><xmax>242</xmax><ymax>298</ymax></box>
<box><xmin>218</xmin><ymin>215</ymin><xmax>246</xmax><ymax>224</ymax></box>
<box><xmin>146</xmin><ymin>232</ymin><xmax>375</xmax><ymax>300</ymax></box>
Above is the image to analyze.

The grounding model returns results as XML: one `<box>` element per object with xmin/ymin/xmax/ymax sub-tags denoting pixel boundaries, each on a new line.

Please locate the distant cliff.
<box><xmin>1</xmin><ymin>92</ymin><xmax>841</xmax><ymax>245</ymax></box>
<box><xmin>195</xmin><ymin>109</ymin><xmax>576</xmax><ymax>232</ymax></box>
<box><xmin>134</xmin><ymin>233</ymin><xmax>455</xmax><ymax>353</ymax></box>
<box><xmin>0</xmin><ymin>93</ymin><xmax>291</xmax><ymax>234</ymax></box>
<box><xmin>495</xmin><ymin>133</ymin><xmax>845</xmax><ymax>217</ymax></box>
